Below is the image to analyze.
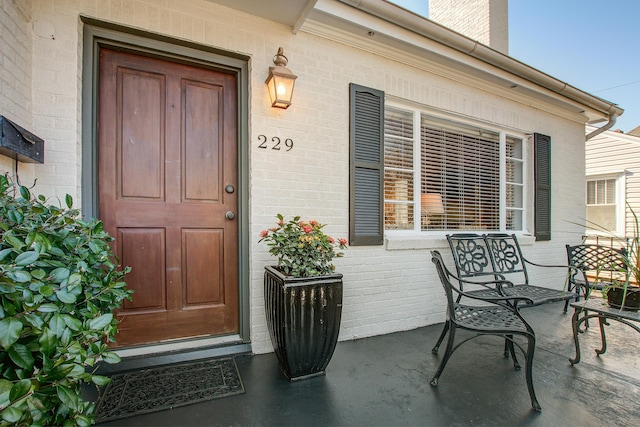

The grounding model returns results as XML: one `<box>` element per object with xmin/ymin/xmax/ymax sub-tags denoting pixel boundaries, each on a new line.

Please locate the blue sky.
<box><xmin>390</xmin><ymin>0</ymin><xmax>640</xmax><ymax>132</ymax></box>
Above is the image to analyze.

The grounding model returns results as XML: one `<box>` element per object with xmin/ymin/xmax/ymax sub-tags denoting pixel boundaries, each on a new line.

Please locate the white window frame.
<box><xmin>586</xmin><ymin>173</ymin><xmax>625</xmax><ymax>236</ymax></box>
<box><xmin>384</xmin><ymin>100</ymin><xmax>528</xmax><ymax>236</ymax></box>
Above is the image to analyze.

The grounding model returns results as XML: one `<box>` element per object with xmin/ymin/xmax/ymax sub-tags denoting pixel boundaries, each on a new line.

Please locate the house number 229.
<box><xmin>257</xmin><ymin>135</ymin><xmax>294</xmax><ymax>151</ymax></box>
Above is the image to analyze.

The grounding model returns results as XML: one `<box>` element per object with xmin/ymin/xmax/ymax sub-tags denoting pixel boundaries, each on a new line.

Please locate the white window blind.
<box><xmin>420</xmin><ymin>116</ymin><xmax>500</xmax><ymax>230</ymax></box>
<box><xmin>506</xmin><ymin>136</ymin><xmax>524</xmax><ymax>230</ymax></box>
<box><xmin>384</xmin><ymin>107</ymin><xmax>415</xmax><ymax>230</ymax></box>
<box><xmin>384</xmin><ymin>105</ymin><xmax>525</xmax><ymax>232</ymax></box>
<box><xmin>587</xmin><ymin>178</ymin><xmax>616</xmax><ymax>205</ymax></box>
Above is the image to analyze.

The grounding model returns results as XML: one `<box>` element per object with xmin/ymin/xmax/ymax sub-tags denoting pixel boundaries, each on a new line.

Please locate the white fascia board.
<box><xmin>305</xmin><ymin>0</ymin><xmax>608</xmax><ymax>124</ymax></box>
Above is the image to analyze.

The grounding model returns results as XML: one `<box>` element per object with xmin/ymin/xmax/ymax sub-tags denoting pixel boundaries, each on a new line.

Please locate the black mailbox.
<box><xmin>0</xmin><ymin>115</ymin><xmax>44</xmax><ymax>164</ymax></box>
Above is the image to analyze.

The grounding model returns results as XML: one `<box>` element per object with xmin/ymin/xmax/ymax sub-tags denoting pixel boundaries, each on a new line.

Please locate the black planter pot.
<box><xmin>607</xmin><ymin>286</ymin><xmax>640</xmax><ymax>311</ymax></box>
<box><xmin>263</xmin><ymin>266</ymin><xmax>343</xmax><ymax>381</ymax></box>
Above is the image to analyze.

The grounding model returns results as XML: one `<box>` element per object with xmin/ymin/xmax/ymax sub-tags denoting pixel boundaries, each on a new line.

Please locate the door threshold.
<box><xmin>115</xmin><ymin>335</ymin><xmax>243</xmax><ymax>358</ymax></box>
<box><xmin>98</xmin><ymin>336</ymin><xmax>251</xmax><ymax>374</ymax></box>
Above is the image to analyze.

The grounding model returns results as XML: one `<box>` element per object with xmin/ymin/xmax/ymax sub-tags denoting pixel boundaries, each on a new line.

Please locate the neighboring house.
<box><xmin>627</xmin><ymin>124</ymin><xmax>640</xmax><ymax>137</ymax></box>
<box><xmin>0</xmin><ymin>0</ymin><xmax>623</xmax><ymax>359</ymax></box>
<box><xmin>585</xmin><ymin>125</ymin><xmax>640</xmax><ymax>237</ymax></box>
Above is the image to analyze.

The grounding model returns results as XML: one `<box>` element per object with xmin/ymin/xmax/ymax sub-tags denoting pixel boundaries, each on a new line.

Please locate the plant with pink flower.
<box><xmin>259</xmin><ymin>214</ymin><xmax>348</xmax><ymax>277</ymax></box>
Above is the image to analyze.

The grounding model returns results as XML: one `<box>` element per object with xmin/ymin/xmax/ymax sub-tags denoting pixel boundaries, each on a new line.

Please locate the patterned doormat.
<box><xmin>95</xmin><ymin>357</ymin><xmax>244</xmax><ymax>422</ymax></box>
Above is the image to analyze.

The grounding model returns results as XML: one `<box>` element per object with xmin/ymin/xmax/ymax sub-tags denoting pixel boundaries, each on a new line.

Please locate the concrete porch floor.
<box><xmin>98</xmin><ymin>300</ymin><xmax>640</xmax><ymax>426</ymax></box>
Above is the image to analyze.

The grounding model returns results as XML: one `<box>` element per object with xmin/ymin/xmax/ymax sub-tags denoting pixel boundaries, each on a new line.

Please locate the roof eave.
<box><xmin>328</xmin><ymin>0</ymin><xmax>622</xmax><ymax>122</ymax></box>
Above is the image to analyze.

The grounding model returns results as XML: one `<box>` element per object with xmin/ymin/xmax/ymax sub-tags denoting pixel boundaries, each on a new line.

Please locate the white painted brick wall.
<box><xmin>0</xmin><ymin>0</ymin><xmax>32</xmax><ymax>125</ymax></box>
<box><xmin>0</xmin><ymin>0</ymin><xmax>37</xmax><ymax>182</ymax></box>
<box><xmin>17</xmin><ymin>0</ymin><xmax>586</xmax><ymax>355</ymax></box>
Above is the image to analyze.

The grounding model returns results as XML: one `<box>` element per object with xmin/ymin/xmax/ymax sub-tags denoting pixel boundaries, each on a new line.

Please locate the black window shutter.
<box><xmin>534</xmin><ymin>133</ymin><xmax>551</xmax><ymax>241</ymax></box>
<box><xmin>349</xmin><ymin>83</ymin><xmax>384</xmax><ymax>246</ymax></box>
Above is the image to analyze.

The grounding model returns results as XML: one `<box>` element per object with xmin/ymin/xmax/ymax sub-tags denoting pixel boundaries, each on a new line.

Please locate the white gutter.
<box><xmin>585</xmin><ymin>114</ymin><xmax>618</xmax><ymax>140</ymax></box>
<box><xmin>337</xmin><ymin>0</ymin><xmax>623</xmax><ymax>121</ymax></box>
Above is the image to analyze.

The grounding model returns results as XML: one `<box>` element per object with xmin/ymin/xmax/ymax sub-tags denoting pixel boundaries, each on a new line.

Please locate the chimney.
<box><xmin>428</xmin><ymin>0</ymin><xmax>509</xmax><ymax>55</ymax></box>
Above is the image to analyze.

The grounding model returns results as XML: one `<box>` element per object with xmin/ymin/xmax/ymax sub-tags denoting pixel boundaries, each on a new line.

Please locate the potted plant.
<box><xmin>0</xmin><ymin>176</ymin><xmax>132</xmax><ymax>425</ymax></box>
<box><xmin>603</xmin><ymin>205</ymin><xmax>640</xmax><ymax>310</ymax></box>
<box><xmin>588</xmin><ymin>203</ymin><xmax>640</xmax><ymax>310</ymax></box>
<box><xmin>259</xmin><ymin>214</ymin><xmax>347</xmax><ymax>380</ymax></box>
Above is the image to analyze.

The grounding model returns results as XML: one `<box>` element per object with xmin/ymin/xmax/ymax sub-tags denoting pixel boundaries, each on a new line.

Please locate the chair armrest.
<box><xmin>457</xmin><ymin>275</ymin><xmax>512</xmax><ymax>290</ymax></box>
<box><xmin>431</xmin><ymin>249</ymin><xmax>535</xmax><ymax>307</ymax></box>
<box><xmin>521</xmin><ymin>256</ymin><xmax>568</xmax><ymax>270</ymax></box>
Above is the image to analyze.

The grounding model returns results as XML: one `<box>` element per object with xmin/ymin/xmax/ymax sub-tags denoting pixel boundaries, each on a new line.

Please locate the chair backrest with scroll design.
<box><xmin>446</xmin><ymin>234</ymin><xmax>497</xmax><ymax>288</ymax></box>
<box><xmin>483</xmin><ymin>233</ymin><xmax>530</xmax><ymax>287</ymax></box>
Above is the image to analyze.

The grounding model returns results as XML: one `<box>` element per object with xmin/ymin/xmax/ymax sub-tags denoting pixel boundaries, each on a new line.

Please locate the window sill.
<box><xmin>384</xmin><ymin>233</ymin><xmax>535</xmax><ymax>250</ymax></box>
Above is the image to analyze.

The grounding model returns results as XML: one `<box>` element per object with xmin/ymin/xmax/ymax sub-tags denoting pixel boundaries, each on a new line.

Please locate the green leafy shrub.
<box><xmin>0</xmin><ymin>175</ymin><xmax>132</xmax><ymax>426</ymax></box>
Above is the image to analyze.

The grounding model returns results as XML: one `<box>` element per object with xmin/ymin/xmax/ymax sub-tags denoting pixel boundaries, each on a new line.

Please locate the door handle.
<box><xmin>225</xmin><ymin>211</ymin><xmax>236</xmax><ymax>220</ymax></box>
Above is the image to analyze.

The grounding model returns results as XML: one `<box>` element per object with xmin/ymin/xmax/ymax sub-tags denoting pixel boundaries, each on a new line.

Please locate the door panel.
<box><xmin>120</xmin><ymin>70</ymin><xmax>164</xmax><ymax>200</ymax></box>
<box><xmin>119</xmin><ymin>228</ymin><xmax>166</xmax><ymax>311</ymax></box>
<box><xmin>183</xmin><ymin>228</ymin><xmax>223</xmax><ymax>306</ymax></box>
<box><xmin>98</xmin><ymin>48</ymin><xmax>239</xmax><ymax>346</ymax></box>
<box><xmin>183</xmin><ymin>81</ymin><xmax>221</xmax><ymax>201</ymax></box>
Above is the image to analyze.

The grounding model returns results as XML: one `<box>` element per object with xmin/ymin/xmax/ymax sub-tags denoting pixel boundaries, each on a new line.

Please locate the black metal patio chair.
<box><xmin>483</xmin><ymin>233</ymin><xmax>576</xmax><ymax>306</ymax></box>
<box><xmin>434</xmin><ymin>234</ymin><xmax>521</xmax><ymax>365</ymax></box>
<box><xmin>434</xmin><ymin>234</ymin><xmax>575</xmax><ymax>368</ymax></box>
<box><xmin>429</xmin><ymin>251</ymin><xmax>541</xmax><ymax>411</ymax></box>
<box><xmin>565</xmin><ymin>244</ymin><xmax>628</xmax><ymax>313</ymax></box>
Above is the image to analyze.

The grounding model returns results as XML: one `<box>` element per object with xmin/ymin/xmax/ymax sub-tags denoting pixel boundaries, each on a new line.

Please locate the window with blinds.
<box><xmin>384</xmin><ymin>108</ymin><xmax>415</xmax><ymax>230</ymax></box>
<box><xmin>587</xmin><ymin>178</ymin><xmax>616</xmax><ymax>205</ymax></box>
<box><xmin>384</xmin><ymin>105</ymin><xmax>525</xmax><ymax>232</ymax></box>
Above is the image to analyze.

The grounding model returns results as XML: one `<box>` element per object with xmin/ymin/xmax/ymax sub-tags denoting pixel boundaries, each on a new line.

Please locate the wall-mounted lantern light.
<box><xmin>265</xmin><ymin>47</ymin><xmax>297</xmax><ymax>109</ymax></box>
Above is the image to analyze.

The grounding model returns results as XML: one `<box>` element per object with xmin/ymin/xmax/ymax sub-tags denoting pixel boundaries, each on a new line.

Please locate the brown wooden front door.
<box><xmin>98</xmin><ymin>48</ymin><xmax>239</xmax><ymax>347</ymax></box>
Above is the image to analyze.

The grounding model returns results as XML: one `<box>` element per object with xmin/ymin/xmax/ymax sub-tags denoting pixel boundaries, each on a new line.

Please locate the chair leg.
<box><xmin>430</xmin><ymin>321</ymin><xmax>456</xmax><ymax>387</ymax></box>
<box><xmin>582</xmin><ymin>286</ymin><xmax>592</xmax><ymax>329</ymax></box>
<box><xmin>432</xmin><ymin>322</ymin><xmax>450</xmax><ymax>354</ymax></box>
<box><xmin>524</xmin><ymin>334</ymin><xmax>541</xmax><ymax>412</ymax></box>
<box><xmin>506</xmin><ymin>336</ymin><xmax>521</xmax><ymax>370</ymax></box>
<box><xmin>564</xmin><ymin>282</ymin><xmax>578</xmax><ymax>313</ymax></box>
